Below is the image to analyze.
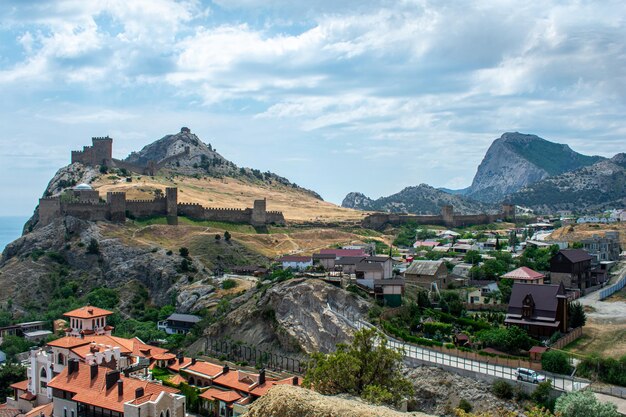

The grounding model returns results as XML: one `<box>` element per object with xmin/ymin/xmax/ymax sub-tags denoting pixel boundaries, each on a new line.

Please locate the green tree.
<box><xmin>531</xmin><ymin>380</ymin><xmax>554</xmax><ymax>410</ymax></box>
<box><xmin>0</xmin><ymin>362</ymin><xmax>27</xmax><ymax>402</ymax></box>
<box><xmin>86</xmin><ymin>238</ymin><xmax>100</xmax><ymax>255</ymax></box>
<box><xmin>179</xmin><ymin>247</ymin><xmax>189</xmax><ymax>257</ymax></box>
<box><xmin>541</xmin><ymin>350</ymin><xmax>571</xmax><ymax>375</ymax></box>
<box><xmin>214</xmin><ymin>234</ymin><xmax>221</xmax><ymax>242</ymax></box>
<box><xmin>571</xmin><ymin>242</ymin><xmax>583</xmax><ymax>249</ymax></box>
<box><xmin>464</xmin><ymin>250</ymin><xmax>482</xmax><ymax>265</ymax></box>
<box><xmin>304</xmin><ymin>327</ymin><xmax>414</xmax><ymax>406</ymax></box>
<box><xmin>555</xmin><ymin>390</ymin><xmax>619</xmax><ymax>417</ymax></box>
<box><xmin>569</xmin><ymin>302</ymin><xmax>586</xmax><ymax>328</ymax></box>
<box><xmin>86</xmin><ymin>287</ymin><xmax>119</xmax><ymax>309</ymax></box>
<box><xmin>497</xmin><ymin>278</ymin><xmax>514</xmax><ymax>303</ymax></box>
<box><xmin>223</xmin><ymin>231</ymin><xmax>231</xmax><ymax>242</ymax></box>
<box><xmin>0</xmin><ymin>336</ymin><xmax>36</xmax><ymax>361</ymax></box>
<box><xmin>222</xmin><ymin>279</ymin><xmax>237</xmax><ymax>290</ymax></box>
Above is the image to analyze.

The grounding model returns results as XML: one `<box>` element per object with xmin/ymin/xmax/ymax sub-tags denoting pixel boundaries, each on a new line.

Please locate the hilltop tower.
<box><xmin>251</xmin><ymin>199</ymin><xmax>267</xmax><ymax>226</ymax></box>
<box><xmin>107</xmin><ymin>192</ymin><xmax>127</xmax><ymax>222</ymax></box>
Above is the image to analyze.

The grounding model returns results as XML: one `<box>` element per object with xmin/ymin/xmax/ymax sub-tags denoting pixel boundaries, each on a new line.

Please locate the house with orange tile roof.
<box><xmin>502</xmin><ymin>266</ymin><xmax>545</xmax><ymax>285</ymax></box>
<box><xmin>64</xmin><ymin>306</ymin><xmax>114</xmax><ymax>338</ymax></box>
<box><xmin>47</xmin><ymin>360</ymin><xmax>185</xmax><ymax>417</ymax></box>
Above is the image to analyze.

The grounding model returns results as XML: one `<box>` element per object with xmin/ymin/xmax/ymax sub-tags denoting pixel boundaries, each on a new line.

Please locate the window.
<box><xmin>71</xmin><ymin>410</ymin><xmax>75</xmax><ymax>417</ymax></box>
<box><xmin>58</xmin><ymin>352</ymin><xmax>65</xmax><ymax>365</ymax></box>
<box><xmin>166</xmin><ymin>410</ymin><xmax>170</xmax><ymax>417</ymax></box>
<box><xmin>64</xmin><ymin>408</ymin><xmax>67</xmax><ymax>417</ymax></box>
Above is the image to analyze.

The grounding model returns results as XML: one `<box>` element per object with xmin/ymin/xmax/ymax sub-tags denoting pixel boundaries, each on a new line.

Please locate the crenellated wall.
<box><xmin>71</xmin><ymin>137</ymin><xmax>113</xmax><ymax>166</ymax></box>
<box><xmin>361</xmin><ymin>204</ymin><xmax>515</xmax><ymax>230</ymax></box>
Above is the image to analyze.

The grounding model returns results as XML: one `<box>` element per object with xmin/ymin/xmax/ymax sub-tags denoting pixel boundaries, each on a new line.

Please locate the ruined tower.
<box><xmin>165</xmin><ymin>187</ymin><xmax>178</xmax><ymax>225</ymax></box>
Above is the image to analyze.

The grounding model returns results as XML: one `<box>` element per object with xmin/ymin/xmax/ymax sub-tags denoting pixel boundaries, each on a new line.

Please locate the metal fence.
<box><xmin>599</xmin><ymin>273</ymin><xmax>626</xmax><ymax>300</ymax></box>
<box><xmin>328</xmin><ymin>303</ymin><xmax>588</xmax><ymax>392</ymax></box>
<box><xmin>204</xmin><ymin>337</ymin><xmax>306</xmax><ymax>374</ymax></box>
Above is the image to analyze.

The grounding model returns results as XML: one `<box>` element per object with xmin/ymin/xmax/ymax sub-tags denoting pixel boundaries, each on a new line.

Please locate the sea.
<box><xmin>0</xmin><ymin>216</ymin><xmax>29</xmax><ymax>253</ymax></box>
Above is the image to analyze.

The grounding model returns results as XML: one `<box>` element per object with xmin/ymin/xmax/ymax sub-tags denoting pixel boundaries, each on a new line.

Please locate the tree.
<box><xmin>179</xmin><ymin>247</ymin><xmax>190</xmax><ymax>257</ymax></box>
<box><xmin>497</xmin><ymin>278</ymin><xmax>514</xmax><ymax>303</ymax></box>
<box><xmin>555</xmin><ymin>390</ymin><xmax>619</xmax><ymax>417</ymax></box>
<box><xmin>571</xmin><ymin>242</ymin><xmax>583</xmax><ymax>249</ymax></box>
<box><xmin>223</xmin><ymin>231</ymin><xmax>231</xmax><ymax>242</ymax></box>
<box><xmin>304</xmin><ymin>327</ymin><xmax>414</xmax><ymax>406</ymax></box>
<box><xmin>541</xmin><ymin>350</ymin><xmax>571</xmax><ymax>374</ymax></box>
<box><xmin>214</xmin><ymin>234</ymin><xmax>221</xmax><ymax>242</ymax></box>
<box><xmin>569</xmin><ymin>302</ymin><xmax>586</xmax><ymax>328</ymax></box>
<box><xmin>86</xmin><ymin>238</ymin><xmax>100</xmax><ymax>255</ymax></box>
<box><xmin>531</xmin><ymin>380</ymin><xmax>554</xmax><ymax>410</ymax></box>
<box><xmin>464</xmin><ymin>250</ymin><xmax>482</xmax><ymax>265</ymax></box>
<box><xmin>86</xmin><ymin>287</ymin><xmax>119</xmax><ymax>309</ymax></box>
<box><xmin>0</xmin><ymin>336</ymin><xmax>36</xmax><ymax>361</ymax></box>
<box><xmin>0</xmin><ymin>363</ymin><xmax>27</xmax><ymax>403</ymax></box>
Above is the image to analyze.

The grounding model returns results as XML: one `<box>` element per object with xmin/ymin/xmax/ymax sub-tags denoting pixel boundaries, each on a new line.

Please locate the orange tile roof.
<box><xmin>64</xmin><ymin>306</ymin><xmax>114</xmax><ymax>319</ymax></box>
<box><xmin>168</xmin><ymin>374</ymin><xmax>187</xmax><ymax>386</ymax></box>
<box><xmin>24</xmin><ymin>403</ymin><xmax>53</xmax><ymax>417</ymax></box>
<box><xmin>47</xmin><ymin>337</ymin><xmax>92</xmax><ymax>349</ymax></box>
<box><xmin>20</xmin><ymin>392</ymin><xmax>37</xmax><ymax>401</ymax></box>
<box><xmin>250</xmin><ymin>376</ymin><xmax>300</xmax><ymax>397</ymax></box>
<box><xmin>212</xmin><ymin>370</ymin><xmax>258</xmax><ymax>393</ymax></box>
<box><xmin>152</xmin><ymin>353</ymin><xmax>176</xmax><ymax>361</ymax></box>
<box><xmin>167</xmin><ymin>357</ymin><xmax>193</xmax><ymax>372</ymax></box>
<box><xmin>9</xmin><ymin>379</ymin><xmax>29</xmax><ymax>391</ymax></box>
<box><xmin>49</xmin><ymin>335</ymin><xmax>169</xmax><ymax>359</ymax></box>
<box><xmin>184</xmin><ymin>361</ymin><xmax>223</xmax><ymax>379</ymax></box>
<box><xmin>48</xmin><ymin>362</ymin><xmax>179</xmax><ymax>413</ymax></box>
<box><xmin>199</xmin><ymin>388</ymin><xmax>242</xmax><ymax>403</ymax></box>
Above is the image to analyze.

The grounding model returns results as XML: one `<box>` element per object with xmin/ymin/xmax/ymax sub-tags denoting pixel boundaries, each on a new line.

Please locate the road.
<box><xmin>328</xmin><ymin>303</ymin><xmax>588</xmax><ymax>393</ymax></box>
<box><xmin>578</xmin><ymin>261</ymin><xmax>626</xmax><ymax>324</ymax></box>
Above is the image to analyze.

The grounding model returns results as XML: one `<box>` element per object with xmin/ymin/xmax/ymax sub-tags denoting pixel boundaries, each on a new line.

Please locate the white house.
<box><xmin>276</xmin><ymin>255</ymin><xmax>312</xmax><ymax>271</ymax></box>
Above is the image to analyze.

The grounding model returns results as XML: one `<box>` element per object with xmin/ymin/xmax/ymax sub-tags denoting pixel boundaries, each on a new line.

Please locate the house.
<box><xmin>581</xmin><ymin>232</ymin><xmax>621</xmax><ymax>263</ymax></box>
<box><xmin>360</xmin><ymin>256</ymin><xmax>393</xmax><ymax>278</ymax></box>
<box><xmin>502</xmin><ymin>267</ymin><xmax>545</xmax><ymax>285</ymax></box>
<box><xmin>64</xmin><ymin>306</ymin><xmax>114</xmax><ymax>337</ymax></box>
<box><xmin>46</xmin><ymin>360</ymin><xmax>185</xmax><ymax>417</ymax></box>
<box><xmin>504</xmin><ymin>282</ymin><xmax>569</xmax><ymax>339</ymax></box>
<box><xmin>451</xmin><ymin>263</ymin><xmax>473</xmax><ymax>278</ymax></box>
<box><xmin>0</xmin><ymin>321</ymin><xmax>48</xmax><ymax>340</ymax></box>
<box><xmin>413</xmin><ymin>241</ymin><xmax>440</xmax><ymax>249</ymax></box>
<box><xmin>276</xmin><ymin>255</ymin><xmax>312</xmax><ymax>271</ymax></box>
<box><xmin>372</xmin><ymin>279</ymin><xmax>404</xmax><ymax>307</ymax></box>
<box><xmin>467</xmin><ymin>282</ymin><xmax>500</xmax><ymax>305</ymax></box>
<box><xmin>319</xmin><ymin>248</ymin><xmax>367</xmax><ymax>258</ymax></box>
<box><xmin>334</xmin><ymin>256</ymin><xmax>367</xmax><ymax>274</ymax></box>
<box><xmin>312</xmin><ymin>253</ymin><xmax>336</xmax><ymax>270</ymax></box>
<box><xmin>231</xmin><ymin>265</ymin><xmax>268</xmax><ymax>277</ymax></box>
<box><xmin>549</xmin><ymin>249</ymin><xmax>594</xmax><ymax>291</ymax></box>
<box><xmin>404</xmin><ymin>260</ymin><xmax>449</xmax><ymax>290</ymax></box>
<box><xmin>451</xmin><ymin>243</ymin><xmax>479</xmax><ymax>254</ymax></box>
<box><xmin>157</xmin><ymin>313</ymin><xmax>201</xmax><ymax>335</ymax></box>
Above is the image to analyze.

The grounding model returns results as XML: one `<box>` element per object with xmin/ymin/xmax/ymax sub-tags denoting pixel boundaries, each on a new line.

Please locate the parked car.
<box><xmin>515</xmin><ymin>367</ymin><xmax>546</xmax><ymax>383</ymax></box>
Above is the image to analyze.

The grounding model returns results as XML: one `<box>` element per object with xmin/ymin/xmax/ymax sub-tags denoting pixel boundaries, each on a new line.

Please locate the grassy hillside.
<box><xmin>507</xmin><ymin>139</ymin><xmax>603</xmax><ymax>176</ymax></box>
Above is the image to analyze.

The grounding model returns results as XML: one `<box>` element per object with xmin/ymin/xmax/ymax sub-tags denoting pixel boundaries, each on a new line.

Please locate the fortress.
<box><xmin>361</xmin><ymin>204</ymin><xmax>516</xmax><ymax>229</ymax></box>
<box><xmin>38</xmin><ymin>131</ymin><xmax>286</xmax><ymax>227</ymax></box>
<box><xmin>38</xmin><ymin>186</ymin><xmax>285</xmax><ymax>227</ymax></box>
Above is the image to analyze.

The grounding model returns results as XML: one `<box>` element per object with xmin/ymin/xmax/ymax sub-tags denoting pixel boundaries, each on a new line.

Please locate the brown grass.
<box><xmin>566</xmin><ymin>321</ymin><xmax>626</xmax><ymax>358</ymax></box>
<box><xmin>549</xmin><ymin>222</ymin><xmax>626</xmax><ymax>247</ymax></box>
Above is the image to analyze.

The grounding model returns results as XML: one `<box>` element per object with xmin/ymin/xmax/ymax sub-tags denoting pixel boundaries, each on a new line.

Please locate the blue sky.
<box><xmin>0</xmin><ymin>0</ymin><xmax>625</xmax><ymax>216</ymax></box>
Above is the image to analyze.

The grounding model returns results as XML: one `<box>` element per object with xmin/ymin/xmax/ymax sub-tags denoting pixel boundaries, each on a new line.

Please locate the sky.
<box><xmin>0</xmin><ymin>0</ymin><xmax>625</xmax><ymax>216</ymax></box>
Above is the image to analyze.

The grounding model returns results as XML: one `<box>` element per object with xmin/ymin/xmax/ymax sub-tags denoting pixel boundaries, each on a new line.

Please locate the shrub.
<box><xmin>491</xmin><ymin>379</ymin><xmax>513</xmax><ymax>399</ymax></box>
<box><xmin>458</xmin><ymin>399</ymin><xmax>472</xmax><ymax>413</ymax></box>
<box><xmin>423</xmin><ymin>321</ymin><xmax>453</xmax><ymax>336</ymax></box>
<box><xmin>554</xmin><ymin>390</ymin><xmax>619</xmax><ymax>417</ymax></box>
<box><xmin>531</xmin><ymin>381</ymin><xmax>553</xmax><ymax>409</ymax></box>
<box><xmin>541</xmin><ymin>350</ymin><xmax>571</xmax><ymax>375</ymax></box>
<box><xmin>569</xmin><ymin>302</ymin><xmax>586</xmax><ymax>328</ymax></box>
<box><xmin>86</xmin><ymin>238</ymin><xmax>100</xmax><ymax>255</ymax></box>
<box><xmin>179</xmin><ymin>247</ymin><xmax>189</xmax><ymax>257</ymax></box>
<box><xmin>222</xmin><ymin>279</ymin><xmax>237</xmax><ymax>290</ymax></box>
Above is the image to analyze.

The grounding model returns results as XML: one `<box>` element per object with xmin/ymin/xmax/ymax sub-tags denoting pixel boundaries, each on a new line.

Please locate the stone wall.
<box><xmin>126</xmin><ymin>198</ymin><xmax>168</xmax><ymax>218</ymax></box>
<box><xmin>71</xmin><ymin>137</ymin><xmax>112</xmax><ymax>167</ymax></box>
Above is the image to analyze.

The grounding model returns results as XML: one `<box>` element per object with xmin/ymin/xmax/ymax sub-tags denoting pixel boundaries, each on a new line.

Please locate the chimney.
<box><xmin>222</xmin><ymin>364</ymin><xmax>229</xmax><ymax>374</ymax></box>
<box><xmin>68</xmin><ymin>359</ymin><xmax>79</xmax><ymax>375</ymax></box>
<box><xmin>191</xmin><ymin>358</ymin><xmax>196</xmax><ymax>365</ymax></box>
<box><xmin>292</xmin><ymin>376</ymin><xmax>298</xmax><ymax>386</ymax></box>
<box><xmin>259</xmin><ymin>368</ymin><xmax>265</xmax><ymax>385</ymax></box>
<box><xmin>117</xmin><ymin>380</ymin><xmax>123</xmax><ymax>396</ymax></box>
<box><xmin>105</xmin><ymin>370</ymin><xmax>121</xmax><ymax>390</ymax></box>
<box><xmin>90</xmin><ymin>363</ymin><xmax>98</xmax><ymax>380</ymax></box>
<box><xmin>135</xmin><ymin>387</ymin><xmax>145</xmax><ymax>399</ymax></box>
<box><xmin>177</xmin><ymin>353</ymin><xmax>183</xmax><ymax>364</ymax></box>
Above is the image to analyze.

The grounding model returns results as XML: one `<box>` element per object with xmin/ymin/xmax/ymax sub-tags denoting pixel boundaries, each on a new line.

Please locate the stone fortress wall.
<box><xmin>361</xmin><ymin>204</ymin><xmax>516</xmax><ymax>230</ymax></box>
<box><xmin>40</xmin><ymin>132</ymin><xmax>286</xmax><ymax>227</ymax></box>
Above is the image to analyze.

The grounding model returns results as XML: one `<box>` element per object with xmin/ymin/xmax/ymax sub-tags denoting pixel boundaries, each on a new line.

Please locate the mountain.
<box><xmin>125</xmin><ymin>128</ymin><xmax>322</xmax><ymax>199</ymax></box>
<box><xmin>464</xmin><ymin>132</ymin><xmax>604</xmax><ymax>203</ymax></box>
<box><xmin>506</xmin><ymin>153</ymin><xmax>626</xmax><ymax>213</ymax></box>
<box><xmin>341</xmin><ymin>184</ymin><xmax>495</xmax><ymax>214</ymax></box>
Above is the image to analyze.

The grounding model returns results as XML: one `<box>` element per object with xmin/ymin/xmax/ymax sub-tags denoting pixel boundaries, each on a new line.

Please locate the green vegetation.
<box><xmin>576</xmin><ymin>354</ymin><xmax>626</xmax><ymax>387</ymax></box>
<box><xmin>491</xmin><ymin>379</ymin><xmax>513</xmax><ymax>399</ymax></box>
<box><xmin>0</xmin><ymin>336</ymin><xmax>36</xmax><ymax>361</ymax></box>
<box><xmin>222</xmin><ymin>279</ymin><xmax>238</xmax><ymax>290</ymax></box>
<box><xmin>568</xmin><ymin>302</ymin><xmax>586</xmax><ymax>328</ymax></box>
<box><xmin>531</xmin><ymin>380</ymin><xmax>554</xmax><ymax>411</ymax></box>
<box><xmin>86</xmin><ymin>238</ymin><xmax>100</xmax><ymax>255</ymax></box>
<box><xmin>304</xmin><ymin>327</ymin><xmax>414</xmax><ymax>406</ymax></box>
<box><xmin>541</xmin><ymin>350</ymin><xmax>571</xmax><ymax>375</ymax></box>
<box><xmin>475</xmin><ymin>326</ymin><xmax>536</xmax><ymax>354</ymax></box>
<box><xmin>393</xmin><ymin>222</ymin><xmax>419</xmax><ymax>247</ymax></box>
<box><xmin>0</xmin><ymin>363</ymin><xmax>27</xmax><ymax>403</ymax></box>
<box><xmin>555</xmin><ymin>390</ymin><xmax>619</xmax><ymax>417</ymax></box>
<box><xmin>518</xmin><ymin>245</ymin><xmax>559</xmax><ymax>271</ymax></box>
<box><xmin>457</xmin><ymin>398</ymin><xmax>473</xmax><ymax>413</ymax></box>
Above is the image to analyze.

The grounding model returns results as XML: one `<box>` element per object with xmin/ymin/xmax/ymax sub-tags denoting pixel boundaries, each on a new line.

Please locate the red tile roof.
<box><xmin>184</xmin><ymin>361</ymin><xmax>223</xmax><ymax>378</ymax></box>
<box><xmin>24</xmin><ymin>403</ymin><xmax>53</xmax><ymax>417</ymax></box>
<box><xmin>167</xmin><ymin>357</ymin><xmax>193</xmax><ymax>372</ymax></box>
<box><xmin>48</xmin><ymin>362</ymin><xmax>179</xmax><ymax>413</ymax></box>
<box><xmin>502</xmin><ymin>267</ymin><xmax>545</xmax><ymax>281</ymax></box>
<box><xmin>10</xmin><ymin>379</ymin><xmax>29</xmax><ymax>391</ymax></box>
<box><xmin>49</xmin><ymin>335</ymin><xmax>169</xmax><ymax>360</ymax></box>
<box><xmin>199</xmin><ymin>388</ymin><xmax>242</xmax><ymax>403</ymax></box>
<box><xmin>277</xmin><ymin>256</ymin><xmax>311</xmax><ymax>263</ymax></box>
<box><xmin>64</xmin><ymin>306</ymin><xmax>114</xmax><ymax>319</ymax></box>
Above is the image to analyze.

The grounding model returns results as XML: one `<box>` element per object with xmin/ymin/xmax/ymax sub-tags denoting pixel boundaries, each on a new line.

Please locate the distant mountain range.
<box><xmin>343</xmin><ymin>132</ymin><xmax>623</xmax><ymax>215</ymax></box>
<box><xmin>342</xmin><ymin>184</ymin><xmax>495</xmax><ymax>215</ymax></box>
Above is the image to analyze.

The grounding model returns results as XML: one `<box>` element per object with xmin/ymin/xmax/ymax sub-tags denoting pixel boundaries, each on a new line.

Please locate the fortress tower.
<box><xmin>502</xmin><ymin>203</ymin><xmax>516</xmax><ymax>221</ymax></box>
<box><xmin>71</xmin><ymin>137</ymin><xmax>113</xmax><ymax>167</ymax></box>
<box><xmin>165</xmin><ymin>188</ymin><xmax>178</xmax><ymax>225</ymax></box>
<box><xmin>251</xmin><ymin>199</ymin><xmax>267</xmax><ymax>227</ymax></box>
<box><xmin>107</xmin><ymin>192</ymin><xmax>127</xmax><ymax>222</ymax></box>
<box><xmin>441</xmin><ymin>205</ymin><xmax>454</xmax><ymax>227</ymax></box>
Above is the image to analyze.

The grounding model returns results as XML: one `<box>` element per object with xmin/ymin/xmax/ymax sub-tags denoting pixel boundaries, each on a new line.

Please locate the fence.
<box><xmin>599</xmin><ymin>273</ymin><xmax>626</xmax><ymax>300</ymax></box>
<box><xmin>204</xmin><ymin>337</ymin><xmax>306</xmax><ymax>374</ymax></box>
<box><xmin>328</xmin><ymin>303</ymin><xmax>588</xmax><ymax>393</ymax></box>
<box><xmin>550</xmin><ymin>327</ymin><xmax>583</xmax><ymax>350</ymax></box>
<box><xmin>589</xmin><ymin>384</ymin><xmax>626</xmax><ymax>400</ymax></box>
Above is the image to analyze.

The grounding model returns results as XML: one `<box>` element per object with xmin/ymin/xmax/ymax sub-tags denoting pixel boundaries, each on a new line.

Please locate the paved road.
<box><xmin>328</xmin><ymin>304</ymin><xmax>588</xmax><ymax>393</ymax></box>
<box><xmin>578</xmin><ymin>261</ymin><xmax>626</xmax><ymax>324</ymax></box>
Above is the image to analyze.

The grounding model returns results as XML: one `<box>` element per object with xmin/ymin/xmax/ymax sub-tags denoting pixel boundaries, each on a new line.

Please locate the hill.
<box><xmin>464</xmin><ymin>132</ymin><xmax>603</xmax><ymax>203</ymax></box>
<box><xmin>342</xmin><ymin>184</ymin><xmax>495</xmax><ymax>215</ymax></box>
<box><xmin>507</xmin><ymin>153</ymin><xmax>626</xmax><ymax>214</ymax></box>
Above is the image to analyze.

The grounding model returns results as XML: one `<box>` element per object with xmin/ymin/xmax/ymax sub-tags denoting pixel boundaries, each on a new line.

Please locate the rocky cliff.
<box><xmin>465</xmin><ymin>132</ymin><xmax>603</xmax><ymax>202</ymax></box>
<box><xmin>507</xmin><ymin>153</ymin><xmax>626</xmax><ymax>213</ymax></box>
<box><xmin>342</xmin><ymin>184</ymin><xmax>494</xmax><ymax>215</ymax></box>
<box><xmin>202</xmin><ymin>278</ymin><xmax>370</xmax><ymax>354</ymax></box>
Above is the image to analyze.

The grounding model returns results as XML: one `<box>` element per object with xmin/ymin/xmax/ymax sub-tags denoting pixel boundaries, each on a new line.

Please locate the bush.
<box><xmin>458</xmin><ymin>398</ymin><xmax>473</xmax><ymax>413</ymax></box>
<box><xmin>569</xmin><ymin>302</ymin><xmax>586</xmax><ymax>328</ymax></box>
<box><xmin>179</xmin><ymin>247</ymin><xmax>189</xmax><ymax>257</ymax></box>
<box><xmin>491</xmin><ymin>379</ymin><xmax>513</xmax><ymax>399</ymax></box>
<box><xmin>555</xmin><ymin>390</ymin><xmax>619</xmax><ymax>417</ymax></box>
<box><xmin>577</xmin><ymin>354</ymin><xmax>626</xmax><ymax>386</ymax></box>
<box><xmin>86</xmin><ymin>238</ymin><xmax>100</xmax><ymax>255</ymax></box>
<box><xmin>541</xmin><ymin>350</ymin><xmax>571</xmax><ymax>375</ymax></box>
<box><xmin>423</xmin><ymin>321</ymin><xmax>453</xmax><ymax>336</ymax></box>
<box><xmin>531</xmin><ymin>381</ymin><xmax>554</xmax><ymax>409</ymax></box>
<box><xmin>222</xmin><ymin>279</ymin><xmax>237</xmax><ymax>290</ymax></box>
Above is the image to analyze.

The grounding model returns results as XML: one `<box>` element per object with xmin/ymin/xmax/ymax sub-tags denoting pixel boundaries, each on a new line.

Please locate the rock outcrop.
<box><xmin>204</xmin><ymin>278</ymin><xmax>370</xmax><ymax>354</ymax></box>
<box><xmin>465</xmin><ymin>132</ymin><xmax>603</xmax><ymax>203</ymax></box>
<box><xmin>244</xmin><ymin>385</ymin><xmax>435</xmax><ymax>417</ymax></box>
<box><xmin>341</xmin><ymin>184</ymin><xmax>494</xmax><ymax>215</ymax></box>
